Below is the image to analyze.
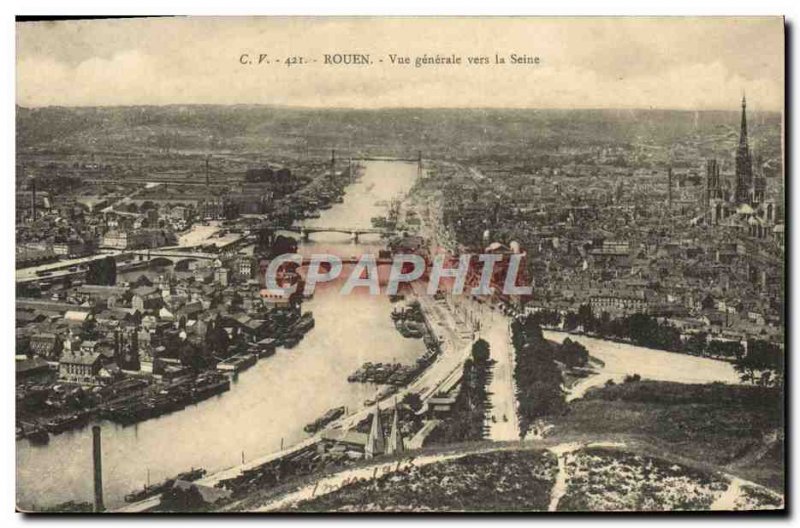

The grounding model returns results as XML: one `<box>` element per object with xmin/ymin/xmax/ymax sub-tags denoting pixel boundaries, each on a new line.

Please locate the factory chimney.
<box><xmin>92</xmin><ymin>426</ymin><xmax>105</xmax><ymax>512</ymax></box>
<box><xmin>667</xmin><ymin>167</ymin><xmax>673</xmax><ymax>209</ymax></box>
<box><xmin>30</xmin><ymin>177</ymin><xmax>37</xmax><ymax>222</ymax></box>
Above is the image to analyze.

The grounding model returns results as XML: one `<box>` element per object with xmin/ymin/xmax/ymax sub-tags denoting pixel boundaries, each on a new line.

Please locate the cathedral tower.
<box><xmin>734</xmin><ymin>95</ymin><xmax>754</xmax><ymax>204</ymax></box>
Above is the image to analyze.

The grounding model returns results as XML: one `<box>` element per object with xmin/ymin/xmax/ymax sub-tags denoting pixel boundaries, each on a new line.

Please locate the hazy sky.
<box><xmin>16</xmin><ymin>17</ymin><xmax>784</xmax><ymax>110</ymax></box>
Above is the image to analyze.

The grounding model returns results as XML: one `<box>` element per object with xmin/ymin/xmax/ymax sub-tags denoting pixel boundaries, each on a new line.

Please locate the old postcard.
<box><xmin>15</xmin><ymin>16</ymin><xmax>785</xmax><ymax>513</ymax></box>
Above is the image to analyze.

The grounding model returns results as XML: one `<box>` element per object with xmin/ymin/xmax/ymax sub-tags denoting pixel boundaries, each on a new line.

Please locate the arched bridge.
<box><xmin>276</xmin><ymin>225</ymin><xmax>398</xmax><ymax>242</ymax></box>
<box><xmin>295</xmin><ymin>256</ymin><xmax>396</xmax><ymax>266</ymax></box>
<box><xmin>127</xmin><ymin>249</ymin><xmax>220</xmax><ymax>268</ymax></box>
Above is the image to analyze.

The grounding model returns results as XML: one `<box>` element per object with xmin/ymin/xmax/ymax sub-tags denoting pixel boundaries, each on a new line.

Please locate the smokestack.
<box><xmin>31</xmin><ymin>177</ymin><xmax>36</xmax><ymax>222</ymax></box>
<box><xmin>330</xmin><ymin>149</ymin><xmax>336</xmax><ymax>179</ymax></box>
<box><xmin>92</xmin><ymin>426</ymin><xmax>104</xmax><ymax>512</ymax></box>
<box><xmin>667</xmin><ymin>168</ymin><xmax>673</xmax><ymax>209</ymax></box>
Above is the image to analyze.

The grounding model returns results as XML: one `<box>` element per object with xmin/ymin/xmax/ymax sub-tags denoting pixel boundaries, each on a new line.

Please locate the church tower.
<box><xmin>752</xmin><ymin>152</ymin><xmax>766</xmax><ymax>205</ymax></box>
<box><xmin>734</xmin><ymin>95</ymin><xmax>754</xmax><ymax>205</ymax></box>
<box><xmin>386</xmin><ymin>401</ymin><xmax>405</xmax><ymax>455</ymax></box>
<box><xmin>705</xmin><ymin>159</ymin><xmax>722</xmax><ymax>203</ymax></box>
<box><xmin>364</xmin><ymin>403</ymin><xmax>385</xmax><ymax>459</ymax></box>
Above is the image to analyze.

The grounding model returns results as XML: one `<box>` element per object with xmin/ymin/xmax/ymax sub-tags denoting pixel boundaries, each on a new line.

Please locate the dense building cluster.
<box><xmin>414</xmin><ymin>98</ymin><xmax>784</xmax><ymax>349</ymax></box>
<box><xmin>15</xmin><ymin>146</ymin><xmax>356</xmax><ymax>441</ymax></box>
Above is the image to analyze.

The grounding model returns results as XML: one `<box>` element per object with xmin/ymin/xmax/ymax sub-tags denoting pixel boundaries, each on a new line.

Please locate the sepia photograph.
<box><xmin>13</xmin><ymin>15</ymin><xmax>786</xmax><ymax>513</ymax></box>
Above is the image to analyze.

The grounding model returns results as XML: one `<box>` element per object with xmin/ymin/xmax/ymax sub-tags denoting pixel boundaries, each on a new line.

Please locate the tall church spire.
<box><xmin>739</xmin><ymin>94</ymin><xmax>748</xmax><ymax>148</ymax></box>
<box><xmin>386</xmin><ymin>401</ymin><xmax>405</xmax><ymax>455</ymax></box>
<box><xmin>734</xmin><ymin>93</ymin><xmax>754</xmax><ymax>205</ymax></box>
<box><xmin>365</xmin><ymin>403</ymin><xmax>385</xmax><ymax>459</ymax></box>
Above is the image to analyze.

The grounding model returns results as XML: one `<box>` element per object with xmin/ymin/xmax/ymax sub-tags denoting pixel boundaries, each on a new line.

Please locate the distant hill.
<box><xmin>16</xmin><ymin>105</ymin><xmax>783</xmax><ymax>163</ymax></box>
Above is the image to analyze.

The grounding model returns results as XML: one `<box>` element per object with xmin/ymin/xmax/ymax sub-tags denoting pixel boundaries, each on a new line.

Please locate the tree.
<box><xmin>512</xmin><ymin>326</ymin><xmax>566</xmax><ymax>435</ymax></box>
<box><xmin>563</xmin><ymin>311</ymin><xmax>579</xmax><ymax>331</ymax></box>
<box><xmin>559</xmin><ymin>337</ymin><xmax>589</xmax><ymax>368</ymax></box>
<box><xmin>86</xmin><ymin>256</ymin><xmax>117</xmax><ymax>286</ymax></box>
<box><xmin>708</xmin><ymin>339</ymin><xmax>744</xmax><ymax>360</ymax></box>
<box><xmin>626</xmin><ymin>314</ymin><xmax>681</xmax><ymax>351</ymax></box>
<box><xmin>530</xmin><ymin>309</ymin><xmax>560</xmax><ymax>328</ymax></box>
<box><xmin>521</xmin><ymin>315</ymin><xmax>544</xmax><ymax>342</ymax></box>
<box><xmin>577</xmin><ymin>304</ymin><xmax>595</xmax><ymax>332</ymax></box>
<box><xmin>81</xmin><ymin>319</ymin><xmax>100</xmax><ymax>341</ymax></box>
<box><xmin>685</xmin><ymin>332</ymin><xmax>708</xmax><ymax>356</ymax></box>
<box><xmin>735</xmin><ymin>340</ymin><xmax>784</xmax><ymax>386</ymax></box>
<box><xmin>269</xmin><ymin>235</ymin><xmax>298</xmax><ymax>259</ymax></box>
<box><xmin>471</xmin><ymin>338</ymin><xmax>491</xmax><ymax>364</ymax></box>
<box><xmin>160</xmin><ymin>484</ymin><xmax>207</xmax><ymax>512</ymax></box>
<box><xmin>401</xmin><ymin>393</ymin><xmax>423</xmax><ymax>413</ymax></box>
<box><xmin>596</xmin><ymin>311</ymin><xmax>613</xmax><ymax>337</ymax></box>
<box><xmin>701</xmin><ymin>294</ymin><xmax>716</xmax><ymax>311</ymax></box>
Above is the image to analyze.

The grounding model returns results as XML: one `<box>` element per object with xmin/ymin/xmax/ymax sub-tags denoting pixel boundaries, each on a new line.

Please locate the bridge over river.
<box><xmin>278</xmin><ymin>224</ymin><xmax>396</xmax><ymax>242</ymax></box>
<box><xmin>17</xmin><ymin>157</ymin><xmax>434</xmax><ymax>512</ymax></box>
<box><xmin>132</xmin><ymin>250</ymin><xmax>398</xmax><ymax>268</ymax></box>
<box><xmin>16</xmin><ymin>221</ymin><xmax>399</xmax><ymax>284</ymax></box>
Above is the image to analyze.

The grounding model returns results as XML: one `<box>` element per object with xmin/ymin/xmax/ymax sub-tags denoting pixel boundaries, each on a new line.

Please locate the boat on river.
<box><xmin>192</xmin><ymin>374</ymin><xmax>231</xmax><ymax>401</ymax></box>
<box><xmin>395</xmin><ymin>319</ymin><xmax>425</xmax><ymax>338</ymax></box>
<box><xmin>124</xmin><ymin>467</ymin><xmax>206</xmax><ymax>503</ymax></box>
<box><xmin>283</xmin><ymin>335</ymin><xmax>300</xmax><ymax>348</ymax></box>
<box><xmin>304</xmin><ymin>406</ymin><xmax>346</xmax><ymax>434</ymax></box>
<box><xmin>45</xmin><ymin>412</ymin><xmax>90</xmax><ymax>435</ymax></box>
<box><xmin>292</xmin><ymin>312</ymin><xmax>315</xmax><ymax>334</ymax></box>
<box><xmin>216</xmin><ymin>353</ymin><xmax>257</xmax><ymax>373</ymax></box>
<box><xmin>22</xmin><ymin>424</ymin><xmax>50</xmax><ymax>445</ymax></box>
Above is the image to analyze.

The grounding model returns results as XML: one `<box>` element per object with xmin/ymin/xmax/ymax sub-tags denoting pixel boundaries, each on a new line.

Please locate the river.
<box><xmin>542</xmin><ymin>330</ymin><xmax>743</xmax><ymax>401</ymax></box>
<box><xmin>16</xmin><ymin>160</ymin><xmax>426</xmax><ymax>510</ymax></box>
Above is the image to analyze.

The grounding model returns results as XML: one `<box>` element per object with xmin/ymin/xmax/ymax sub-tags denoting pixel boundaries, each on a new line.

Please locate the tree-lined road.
<box><xmin>483</xmin><ymin>317</ymin><xmax>520</xmax><ymax>441</ymax></box>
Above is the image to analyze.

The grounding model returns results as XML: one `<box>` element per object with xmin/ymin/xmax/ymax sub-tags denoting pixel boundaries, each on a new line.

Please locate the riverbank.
<box><xmin>16</xmin><ymin>308</ymin><xmax>318</xmax><ymax>443</ymax></box>
<box><xmin>16</xmin><ymin>160</ymin><xmax>428</xmax><ymax>511</ymax></box>
<box><xmin>116</xmin><ymin>280</ymin><xmax>474</xmax><ymax>512</ymax></box>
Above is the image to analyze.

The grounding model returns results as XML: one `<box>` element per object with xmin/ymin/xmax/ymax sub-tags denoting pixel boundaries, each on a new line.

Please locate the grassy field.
<box><xmin>282</xmin><ymin>442</ymin><xmax>781</xmax><ymax>512</ymax></box>
<box><xmin>549</xmin><ymin>381</ymin><xmax>784</xmax><ymax>492</ymax></box>
<box><xmin>558</xmin><ymin>446</ymin><xmax>729</xmax><ymax>511</ymax></box>
<box><xmin>291</xmin><ymin>450</ymin><xmax>558</xmax><ymax>512</ymax></box>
